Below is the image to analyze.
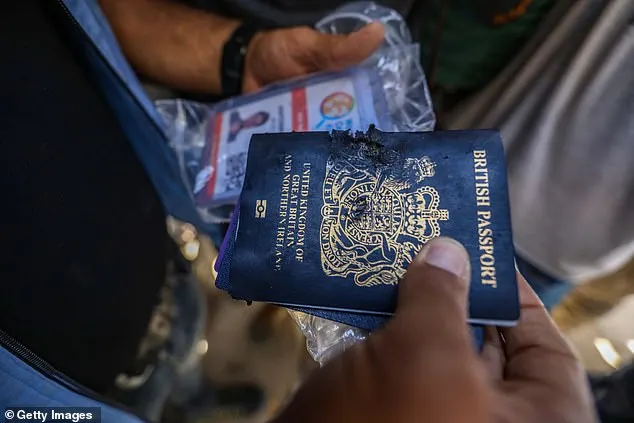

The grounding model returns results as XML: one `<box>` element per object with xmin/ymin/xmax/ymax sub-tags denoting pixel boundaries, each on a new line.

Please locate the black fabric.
<box><xmin>593</xmin><ymin>363</ymin><xmax>634</xmax><ymax>423</ymax></box>
<box><xmin>0</xmin><ymin>2</ymin><xmax>168</xmax><ymax>393</ymax></box>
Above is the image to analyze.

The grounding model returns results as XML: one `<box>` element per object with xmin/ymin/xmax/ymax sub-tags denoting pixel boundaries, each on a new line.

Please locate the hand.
<box><xmin>243</xmin><ymin>23</ymin><xmax>384</xmax><ymax>93</ymax></box>
<box><xmin>273</xmin><ymin>237</ymin><xmax>597</xmax><ymax>423</ymax></box>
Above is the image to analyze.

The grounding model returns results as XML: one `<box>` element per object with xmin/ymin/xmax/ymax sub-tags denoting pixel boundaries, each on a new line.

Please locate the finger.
<box><xmin>498</xmin><ymin>275</ymin><xmax>596</xmax><ymax>423</ymax></box>
<box><xmin>310</xmin><ymin>22</ymin><xmax>384</xmax><ymax>70</ymax></box>
<box><xmin>383</xmin><ymin>237</ymin><xmax>474</xmax><ymax>356</ymax></box>
<box><xmin>367</xmin><ymin>237</ymin><xmax>489</xmax><ymax>422</ymax></box>
<box><xmin>500</xmin><ymin>274</ymin><xmax>584</xmax><ymax>386</ymax></box>
<box><xmin>480</xmin><ymin>326</ymin><xmax>505</xmax><ymax>382</ymax></box>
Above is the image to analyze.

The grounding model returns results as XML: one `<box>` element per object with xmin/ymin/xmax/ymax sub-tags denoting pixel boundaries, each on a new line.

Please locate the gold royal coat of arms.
<box><xmin>320</xmin><ymin>152</ymin><xmax>449</xmax><ymax>287</ymax></box>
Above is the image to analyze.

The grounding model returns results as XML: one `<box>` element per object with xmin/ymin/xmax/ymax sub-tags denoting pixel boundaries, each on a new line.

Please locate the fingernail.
<box><xmin>417</xmin><ymin>237</ymin><xmax>469</xmax><ymax>278</ymax></box>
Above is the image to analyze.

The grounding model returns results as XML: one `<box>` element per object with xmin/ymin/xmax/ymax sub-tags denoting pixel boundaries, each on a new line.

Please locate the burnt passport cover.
<box><xmin>228</xmin><ymin>128</ymin><xmax>519</xmax><ymax>325</ymax></box>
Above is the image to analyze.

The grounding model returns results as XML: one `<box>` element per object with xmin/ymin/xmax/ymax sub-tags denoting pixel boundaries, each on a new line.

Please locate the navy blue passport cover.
<box><xmin>216</xmin><ymin>210</ymin><xmax>485</xmax><ymax>349</ymax></box>
<box><xmin>228</xmin><ymin>128</ymin><xmax>519</xmax><ymax>325</ymax></box>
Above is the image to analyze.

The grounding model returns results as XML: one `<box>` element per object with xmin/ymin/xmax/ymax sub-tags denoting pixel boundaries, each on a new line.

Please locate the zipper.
<box><xmin>0</xmin><ymin>328</ymin><xmax>93</xmax><ymax>396</ymax></box>
<box><xmin>0</xmin><ymin>328</ymin><xmax>149</xmax><ymax>422</ymax></box>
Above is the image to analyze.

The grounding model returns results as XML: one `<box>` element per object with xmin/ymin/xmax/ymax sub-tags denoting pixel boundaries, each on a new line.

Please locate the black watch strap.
<box><xmin>221</xmin><ymin>23</ymin><xmax>262</xmax><ymax>97</ymax></box>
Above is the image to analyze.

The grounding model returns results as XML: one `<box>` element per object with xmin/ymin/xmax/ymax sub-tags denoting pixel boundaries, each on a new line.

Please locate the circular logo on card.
<box><xmin>319</xmin><ymin>92</ymin><xmax>355</xmax><ymax>120</ymax></box>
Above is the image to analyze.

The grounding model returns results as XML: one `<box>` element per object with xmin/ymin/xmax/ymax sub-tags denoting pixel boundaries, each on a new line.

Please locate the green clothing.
<box><xmin>420</xmin><ymin>0</ymin><xmax>554</xmax><ymax>92</ymax></box>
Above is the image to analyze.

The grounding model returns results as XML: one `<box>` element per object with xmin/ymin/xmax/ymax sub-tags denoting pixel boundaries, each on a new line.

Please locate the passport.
<box><xmin>220</xmin><ymin>127</ymin><xmax>519</xmax><ymax>326</ymax></box>
<box><xmin>215</xmin><ymin>206</ymin><xmax>485</xmax><ymax>349</ymax></box>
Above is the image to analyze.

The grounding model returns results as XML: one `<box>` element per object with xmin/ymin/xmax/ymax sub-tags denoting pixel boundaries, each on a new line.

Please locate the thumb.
<box><xmin>386</xmin><ymin>237</ymin><xmax>473</xmax><ymax>352</ymax></box>
<box><xmin>310</xmin><ymin>22</ymin><xmax>384</xmax><ymax>70</ymax></box>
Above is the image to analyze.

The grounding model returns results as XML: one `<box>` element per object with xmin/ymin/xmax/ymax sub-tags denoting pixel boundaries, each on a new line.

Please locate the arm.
<box><xmin>98</xmin><ymin>0</ymin><xmax>239</xmax><ymax>94</ymax></box>
<box><xmin>99</xmin><ymin>0</ymin><xmax>384</xmax><ymax>94</ymax></box>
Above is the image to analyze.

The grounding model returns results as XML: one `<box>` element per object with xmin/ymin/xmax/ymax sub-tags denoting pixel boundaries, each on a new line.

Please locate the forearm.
<box><xmin>99</xmin><ymin>0</ymin><xmax>239</xmax><ymax>93</ymax></box>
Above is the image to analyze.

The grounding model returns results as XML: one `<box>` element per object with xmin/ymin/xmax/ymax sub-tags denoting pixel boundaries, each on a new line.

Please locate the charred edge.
<box><xmin>329</xmin><ymin>125</ymin><xmax>410</xmax><ymax>182</ymax></box>
<box><xmin>328</xmin><ymin>125</ymin><xmax>420</xmax><ymax>222</ymax></box>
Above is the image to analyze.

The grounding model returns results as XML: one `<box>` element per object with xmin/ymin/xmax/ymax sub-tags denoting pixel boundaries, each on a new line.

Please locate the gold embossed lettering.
<box><xmin>482</xmin><ymin>279</ymin><xmax>497</xmax><ymax>287</ymax></box>
<box><xmin>274</xmin><ymin>155</ymin><xmax>293</xmax><ymax>270</ymax></box>
<box><xmin>274</xmin><ymin>160</ymin><xmax>313</xmax><ymax>264</ymax></box>
<box><xmin>481</xmin><ymin>266</ymin><xmax>496</xmax><ymax>278</ymax></box>
<box><xmin>473</xmin><ymin>150</ymin><xmax>497</xmax><ymax>288</ymax></box>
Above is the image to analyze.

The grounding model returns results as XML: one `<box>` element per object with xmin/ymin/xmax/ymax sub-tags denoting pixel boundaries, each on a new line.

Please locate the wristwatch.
<box><xmin>221</xmin><ymin>23</ymin><xmax>264</xmax><ymax>97</ymax></box>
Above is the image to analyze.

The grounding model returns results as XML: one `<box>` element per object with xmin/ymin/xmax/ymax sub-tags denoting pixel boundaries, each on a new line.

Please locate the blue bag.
<box><xmin>0</xmin><ymin>1</ymin><xmax>205</xmax><ymax>420</ymax></box>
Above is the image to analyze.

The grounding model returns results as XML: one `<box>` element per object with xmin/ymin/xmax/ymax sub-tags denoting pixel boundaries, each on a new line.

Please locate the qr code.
<box><xmin>223</xmin><ymin>152</ymin><xmax>247</xmax><ymax>191</ymax></box>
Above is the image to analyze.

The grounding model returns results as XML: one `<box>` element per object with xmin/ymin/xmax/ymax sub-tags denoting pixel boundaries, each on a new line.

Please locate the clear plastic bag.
<box><xmin>288</xmin><ymin>311</ymin><xmax>370</xmax><ymax>365</ymax></box>
<box><xmin>315</xmin><ymin>1</ymin><xmax>413</xmax><ymax>50</ymax></box>
<box><xmin>158</xmin><ymin>2</ymin><xmax>436</xmax><ymax>365</ymax></box>
<box><xmin>316</xmin><ymin>1</ymin><xmax>433</xmax><ymax>131</ymax></box>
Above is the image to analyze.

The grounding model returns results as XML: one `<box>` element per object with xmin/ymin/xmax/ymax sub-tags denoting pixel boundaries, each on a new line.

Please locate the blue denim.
<box><xmin>0</xmin><ymin>346</ymin><xmax>144</xmax><ymax>423</ymax></box>
<box><xmin>515</xmin><ymin>256</ymin><xmax>573</xmax><ymax>310</ymax></box>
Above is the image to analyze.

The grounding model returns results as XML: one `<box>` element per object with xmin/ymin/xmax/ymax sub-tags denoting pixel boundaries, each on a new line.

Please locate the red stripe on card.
<box><xmin>206</xmin><ymin>112</ymin><xmax>223</xmax><ymax>197</ymax></box>
<box><xmin>292</xmin><ymin>88</ymin><xmax>308</xmax><ymax>131</ymax></box>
